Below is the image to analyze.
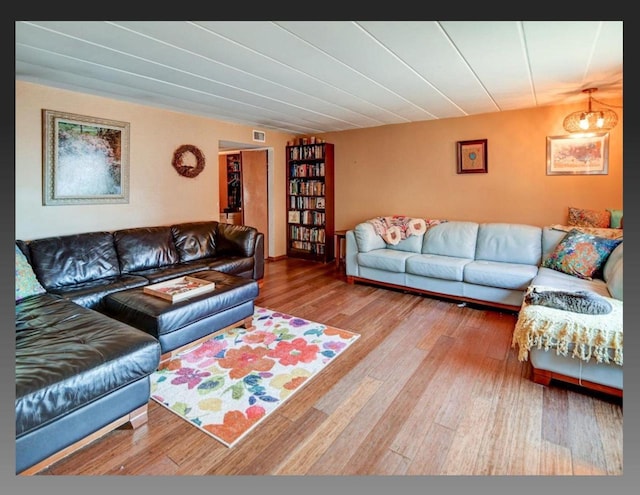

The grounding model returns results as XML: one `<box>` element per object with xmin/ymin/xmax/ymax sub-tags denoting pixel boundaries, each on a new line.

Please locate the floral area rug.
<box><xmin>150</xmin><ymin>307</ymin><xmax>360</xmax><ymax>447</ymax></box>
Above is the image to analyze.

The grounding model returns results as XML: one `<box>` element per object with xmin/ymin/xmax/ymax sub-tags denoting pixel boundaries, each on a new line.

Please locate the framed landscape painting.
<box><xmin>42</xmin><ymin>109</ymin><xmax>130</xmax><ymax>205</ymax></box>
<box><xmin>546</xmin><ymin>133</ymin><xmax>609</xmax><ymax>175</ymax></box>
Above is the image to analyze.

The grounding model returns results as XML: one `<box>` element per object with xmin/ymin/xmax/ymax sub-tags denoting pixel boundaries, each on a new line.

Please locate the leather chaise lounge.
<box><xmin>16</xmin><ymin>293</ymin><xmax>161</xmax><ymax>475</ymax></box>
<box><xmin>15</xmin><ymin>220</ymin><xmax>264</xmax><ymax>474</ymax></box>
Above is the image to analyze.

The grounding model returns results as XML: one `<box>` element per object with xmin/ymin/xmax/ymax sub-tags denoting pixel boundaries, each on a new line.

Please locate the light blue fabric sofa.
<box><xmin>345</xmin><ymin>220</ymin><xmax>623</xmax><ymax>395</ymax></box>
<box><xmin>346</xmin><ymin>221</ymin><xmax>543</xmax><ymax>310</ymax></box>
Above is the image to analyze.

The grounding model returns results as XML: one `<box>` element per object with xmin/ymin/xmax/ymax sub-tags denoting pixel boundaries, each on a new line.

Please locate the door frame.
<box><xmin>218</xmin><ymin>141</ymin><xmax>274</xmax><ymax>259</ymax></box>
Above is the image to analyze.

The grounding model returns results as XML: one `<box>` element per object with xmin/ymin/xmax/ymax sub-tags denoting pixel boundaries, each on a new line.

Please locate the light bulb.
<box><xmin>596</xmin><ymin>112</ymin><xmax>604</xmax><ymax>128</ymax></box>
<box><xmin>579</xmin><ymin>112</ymin><xmax>589</xmax><ymax>130</ymax></box>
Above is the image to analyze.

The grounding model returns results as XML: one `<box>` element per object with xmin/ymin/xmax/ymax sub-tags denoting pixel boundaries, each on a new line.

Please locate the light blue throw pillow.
<box><xmin>15</xmin><ymin>244</ymin><xmax>46</xmax><ymax>302</ymax></box>
<box><xmin>607</xmin><ymin>208</ymin><xmax>623</xmax><ymax>229</ymax></box>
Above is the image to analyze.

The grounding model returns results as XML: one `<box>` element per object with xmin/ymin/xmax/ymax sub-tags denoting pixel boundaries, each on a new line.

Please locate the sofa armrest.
<box><xmin>216</xmin><ymin>223</ymin><xmax>264</xmax><ymax>280</ymax></box>
<box><xmin>604</xmin><ymin>243</ymin><xmax>623</xmax><ymax>300</ymax></box>
<box><xmin>253</xmin><ymin>233</ymin><xmax>265</xmax><ymax>280</ymax></box>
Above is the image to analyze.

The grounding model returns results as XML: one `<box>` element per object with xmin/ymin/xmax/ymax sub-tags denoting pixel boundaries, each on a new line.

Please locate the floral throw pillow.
<box><xmin>568</xmin><ymin>206</ymin><xmax>611</xmax><ymax>228</ymax></box>
<box><xmin>542</xmin><ymin>229</ymin><xmax>622</xmax><ymax>280</ymax></box>
<box><xmin>15</xmin><ymin>244</ymin><xmax>46</xmax><ymax>302</ymax></box>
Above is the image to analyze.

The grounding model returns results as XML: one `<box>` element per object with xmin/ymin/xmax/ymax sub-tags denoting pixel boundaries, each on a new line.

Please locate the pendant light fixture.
<box><xmin>563</xmin><ymin>88</ymin><xmax>618</xmax><ymax>133</ymax></box>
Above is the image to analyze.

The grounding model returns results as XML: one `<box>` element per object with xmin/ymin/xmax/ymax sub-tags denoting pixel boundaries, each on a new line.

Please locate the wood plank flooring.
<box><xmin>39</xmin><ymin>258</ymin><xmax>623</xmax><ymax>476</ymax></box>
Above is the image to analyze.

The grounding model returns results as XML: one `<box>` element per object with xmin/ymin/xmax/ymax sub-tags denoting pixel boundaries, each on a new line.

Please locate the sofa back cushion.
<box><xmin>422</xmin><ymin>221</ymin><xmax>478</xmax><ymax>259</ymax></box>
<box><xmin>387</xmin><ymin>234</ymin><xmax>424</xmax><ymax>253</ymax></box>
<box><xmin>475</xmin><ymin>223</ymin><xmax>542</xmax><ymax>265</ymax></box>
<box><xmin>171</xmin><ymin>221</ymin><xmax>218</xmax><ymax>262</ymax></box>
<box><xmin>541</xmin><ymin>227</ymin><xmax>568</xmax><ymax>261</ymax></box>
<box><xmin>114</xmin><ymin>226</ymin><xmax>179</xmax><ymax>273</ymax></box>
<box><xmin>354</xmin><ymin>222</ymin><xmax>386</xmax><ymax>253</ymax></box>
<box><xmin>27</xmin><ymin>232</ymin><xmax>120</xmax><ymax>289</ymax></box>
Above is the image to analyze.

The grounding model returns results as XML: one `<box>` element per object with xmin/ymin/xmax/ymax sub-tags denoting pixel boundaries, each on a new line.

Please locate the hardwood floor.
<box><xmin>39</xmin><ymin>258</ymin><xmax>623</xmax><ymax>476</ymax></box>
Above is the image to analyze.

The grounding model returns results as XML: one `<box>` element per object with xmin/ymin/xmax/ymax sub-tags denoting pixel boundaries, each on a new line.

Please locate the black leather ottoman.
<box><xmin>103</xmin><ymin>270</ymin><xmax>259</xmax><ymax>360</ymax></box>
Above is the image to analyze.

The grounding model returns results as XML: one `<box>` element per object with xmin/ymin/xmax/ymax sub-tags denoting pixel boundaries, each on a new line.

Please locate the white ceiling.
<box><xmin>15</xmin><ymin>21</ymin><xmax>623</xmax><ymax>136</ymax></box>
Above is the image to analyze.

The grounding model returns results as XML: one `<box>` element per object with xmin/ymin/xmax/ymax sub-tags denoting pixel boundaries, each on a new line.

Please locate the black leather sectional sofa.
<box><xmin>15</xmin><ymin>220</ymin><xmax>264</xmax><ymax>474</ymax></box>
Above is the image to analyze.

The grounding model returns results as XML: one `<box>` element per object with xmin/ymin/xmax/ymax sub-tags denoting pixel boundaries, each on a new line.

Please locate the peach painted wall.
<box><xmin>16</xmin><ymin>80</ymin><xmax>623</xmax><ymax>259</ymax></box>
<box><xmin>15</xmin><ymin>81</ymin><xmax>291</xmax><ymax>256</ymax></box>
<box><xmin>320</xmin><ymin>99</ymin><xmax>623</xmax><ymax>230</ymax></box>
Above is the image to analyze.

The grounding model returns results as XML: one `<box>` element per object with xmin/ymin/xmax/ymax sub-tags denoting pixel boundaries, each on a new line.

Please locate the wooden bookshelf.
<box><xmin>286</xmin><ymin>142</ymin><xmax>334</xmax><ymax>263</ymax></box>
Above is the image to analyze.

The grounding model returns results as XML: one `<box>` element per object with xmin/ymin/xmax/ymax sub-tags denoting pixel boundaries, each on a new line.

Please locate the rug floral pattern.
<box><xmin>150</xmin><ymin>307</ymin><xmax>360</xmax><ymax>447</ymax></box>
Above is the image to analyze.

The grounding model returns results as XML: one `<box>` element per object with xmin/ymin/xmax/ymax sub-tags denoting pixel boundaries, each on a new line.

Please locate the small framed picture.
<box><xmin>457</xmin><ymin>139</ymin><xmax>488</xmax><ymax>174</ymax></box>
<box><xmin>316</xmin><ymin>197</ymin><xmax>325</xmax><ymax>209</ymax></box>
<box><xmin>288</xmin><ymin>210</ymin><xmax>300</xmax><ymax>223</ymax></box>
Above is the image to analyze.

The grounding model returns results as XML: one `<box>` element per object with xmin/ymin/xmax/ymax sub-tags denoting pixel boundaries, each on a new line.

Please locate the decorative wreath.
<box><xmin>172</xmin><ymin>144</ymin><xmax>206</xmax><ymax>178</ymax></box>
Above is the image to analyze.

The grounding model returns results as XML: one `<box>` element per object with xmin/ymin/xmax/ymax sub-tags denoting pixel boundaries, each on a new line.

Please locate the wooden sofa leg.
<box><xmin>124</xmin><ymin>404</ymin><xmax>149</xmax><ymax>429</ymax></box>
<box><xmin>532</xmin><ymin>367</ymin><xmax>552</xmax><ymax>386</ymax></box>
<box><xmin>241</xmin><ymin>316</ymin><xmax>254</xmax><ymax>330</ymax></box>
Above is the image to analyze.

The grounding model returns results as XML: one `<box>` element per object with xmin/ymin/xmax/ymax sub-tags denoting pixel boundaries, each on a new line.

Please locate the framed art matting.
<box><xmin>42</xmin><ymin>109</ymin><xmax>130</xmax><ymax>205</ymax></box>
<box><xmin>457</xmin><ymin>139</ymin><xmax>488</xmax><ymax>174</ymax></box>
<box><xmin>546</xmin><ymin>133</ymin><xmax>609</xmax><ymax>175</ymax></box>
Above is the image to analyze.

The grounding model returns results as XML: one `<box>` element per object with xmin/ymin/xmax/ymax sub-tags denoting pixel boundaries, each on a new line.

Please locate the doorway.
<box><xmin>218</xmin><ymin>141</ymin><xmax>272</xmax><ymax>260</ymax></box>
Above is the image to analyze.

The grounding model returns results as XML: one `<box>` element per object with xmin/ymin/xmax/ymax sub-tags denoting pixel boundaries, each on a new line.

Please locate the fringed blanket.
<box><xmin>512</xmin><ymin>285</ymin><xmax>623</xmax><ymax>365</ymax></box>
<box><xmin>367</xmin><ymin>216</ymin><xmax>446</xmax><ymax>245</ymax></box>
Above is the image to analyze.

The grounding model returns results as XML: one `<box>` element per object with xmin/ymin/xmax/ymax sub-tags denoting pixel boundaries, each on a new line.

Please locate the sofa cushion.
<box><xmin>406</xmin><ymin>254</ymin><xmax>471</xmax><ymax>281</ymax></box>
<box><xmin>354</xmin><ymin>222</ymin><xmax>386</xmax><ymax>253</ymax></box>
<box><xmin>387</xmin><ymin>234</ymin><xmax>423</xmax><ymax>253</ymax></box>
<box><xmin>129</xmin><ymin>261</ymin><xmax>211</xmax><ymax>284</ymax></box>
<box><xmin>475</xmin><ymin>223</ymin><xmax>542</xmax><ymax>265</ymax></box>
<box><xmin>422</xmin><ymin>221</ymin><xmax>478</xmax><ymax>259</ymax></box>
<box><xmin>27</xmin><ymin>232</ymin><xmax>121</xmax><ymax>289</ymax></box>
<box><xmin>47</xmin><ymin>274</ymin><xmax>150</xmax><ymax>309</ymax></box>
<box><xmin>171</xmin><ymin>221</ymin><xmax>218</xmax><ymax>262</ymax></box>
<box><xmin>15</xmin><ymin>245</ymin><xmax>46</xmax><ymax>302</ymax></box>
<box><xmin>357</xmin><ymin>249</ymin><xmax>415</xmax><ymax>273</ymax></box>
<box><xmin>464</xmin><ymin>260</ymin><xmax>538</xmax><ymax>290</ymax></box>
<box><xmin>532</xmin><ymin>267</ymin><xmax>610</xmax><ymax>298</ymax></box>
<box><xmin>207</xmin><ymin>256</ymin><xmax>255</xmax><ymax>277</ymax></box>
<box><xmin>114</xmin><ymin>226</ymin><xmax>180</xmax><ymax>273</ymax></box>
<box><xmin>542</xmin><ymin>229</ymin><xmax>622</xmax><ymax>280</ymax></box>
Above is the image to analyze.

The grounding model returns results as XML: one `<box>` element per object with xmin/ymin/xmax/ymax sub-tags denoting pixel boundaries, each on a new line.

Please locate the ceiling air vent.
<box><xmin>252</xmin><ymin>130</ymin><xmax>266</xmax><ymax>143</ymax></box>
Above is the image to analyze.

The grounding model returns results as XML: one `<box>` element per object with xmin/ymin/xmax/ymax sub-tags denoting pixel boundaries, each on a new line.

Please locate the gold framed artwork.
<box><xmin>546</xmin><ymin>133</ymin><xmax>609</xmax><ymax>175</ymax></box>
<box><xmin>42</xmin><ymin>109</ymin><xmax>130</xmax><ymax>205</ymax></box>
<box><xmin>457</xmin><ymin>139</ymin><xmax>488</xmax><ymax>174</ymax></box>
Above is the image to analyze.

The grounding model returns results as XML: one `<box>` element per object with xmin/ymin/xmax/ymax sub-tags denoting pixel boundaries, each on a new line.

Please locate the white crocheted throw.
<box><xmin>512</xmin><ymin>285</ymin><xmax>623</xmax><ymax>365</ymax></box>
